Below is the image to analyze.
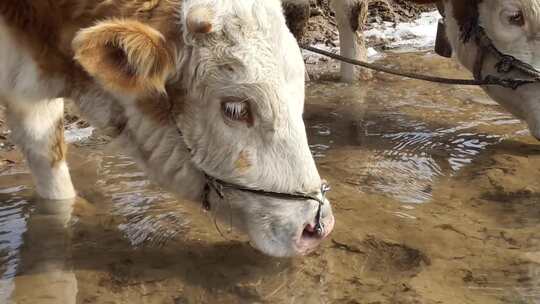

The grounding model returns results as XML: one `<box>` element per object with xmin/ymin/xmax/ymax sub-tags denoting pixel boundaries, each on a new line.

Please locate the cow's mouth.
<box><xmin>295</xmin><ymin>214</ymin><xmax>335</xmax><ymax>255</ymax></box>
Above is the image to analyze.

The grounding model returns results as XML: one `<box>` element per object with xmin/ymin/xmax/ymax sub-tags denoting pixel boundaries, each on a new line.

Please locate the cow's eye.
<box><xmin>221</xmin><ymin>98</ymin><xmax>253</xmax><ymax>125</ymax></box>
<box><xmin>506</xmin><ymin>10</ymin><xmax>525</xmax><ymax>27</ymax></box>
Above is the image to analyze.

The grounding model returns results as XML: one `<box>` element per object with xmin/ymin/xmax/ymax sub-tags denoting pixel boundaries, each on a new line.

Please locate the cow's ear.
<box><xmin>73</xmin><ymin>19</ymin><xmax>174</xmax><ymax>96</ymax></box>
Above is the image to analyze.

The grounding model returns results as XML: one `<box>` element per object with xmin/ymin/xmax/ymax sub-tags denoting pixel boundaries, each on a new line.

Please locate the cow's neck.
<box><xmin>71</xmin><ymin>84</ymin><xmax>205</xmax><ymax>201</ymax></box>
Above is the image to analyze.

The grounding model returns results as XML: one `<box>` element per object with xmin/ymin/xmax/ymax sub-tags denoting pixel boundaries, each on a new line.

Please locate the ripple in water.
<box><xmin>0</xmin><ymin>189</ymin><xmax>30</xmax><ymax>302</ymax></box>
<box><xmin>308</xmin><ymin>110</ymin><xmax>513</xmax><ymax>204</ymax></box>
<box><xmin>372</xmin><ymin>126</ymin><xmax>503</xmax><ymax>203</ymax></box>
<box><xmin>97</xmin><ymin>155</ymin><xmax>190</xmax><ymax>248</ymax></box>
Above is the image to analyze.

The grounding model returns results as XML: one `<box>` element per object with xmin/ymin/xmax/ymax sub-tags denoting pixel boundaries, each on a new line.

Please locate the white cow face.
<box><xmin>478</xmin><ymin>0</ymin><xmax>540</xmax><ymax>70</ymax></box>
<box><xmin>431</xmin><ymin>0</ymin><xmax>540</xmax><ymax>139</ymax></box>
<box><xmin>176</xmin><ymin>0</ymin><xmax>335</xmax><ymax>257</ymax></box>
<box><xmin>476</xmin><ymin>0</ymin><xmax>540</xmax><ymax>138</ymax></box>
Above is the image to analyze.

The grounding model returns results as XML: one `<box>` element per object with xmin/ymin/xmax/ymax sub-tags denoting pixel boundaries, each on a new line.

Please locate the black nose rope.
<box><xmin>203</xmin><ymin>174</ymin><xmax>331</xmax><ymax>237</ymax></box>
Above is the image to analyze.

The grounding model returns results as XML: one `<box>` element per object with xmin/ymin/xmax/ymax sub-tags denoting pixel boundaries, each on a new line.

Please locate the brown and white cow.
<box><xmin>0</xmin><ymin>0</ymin><xmax>335</xmax><ymax>257</ymax></box>
<box><xmin>410</xmin><ymin>0</ymin><xmax>540</xmax><ymax>139</ymax></box>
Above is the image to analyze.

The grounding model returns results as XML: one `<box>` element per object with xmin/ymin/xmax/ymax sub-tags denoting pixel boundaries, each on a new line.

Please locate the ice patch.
<box><xmin>65</xmin><ymin>127</ymin><xmax>94</xmax><ymax>143</ymax></box>
<box><xmin>303</xmin><ymin>11</ymin><xmax>441</xmax><ymax>64</ymax></box>
<box><xmin>365</xmin><ymin>11</ymin><xmax>442</xmax><ymax>52</ymax></box>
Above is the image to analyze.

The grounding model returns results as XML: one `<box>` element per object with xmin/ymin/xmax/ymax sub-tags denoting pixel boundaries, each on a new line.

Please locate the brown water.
<box><xmin>1</xmin><ymin>52</ymin><xmax>540</xmax><ymax>304</ymax></box>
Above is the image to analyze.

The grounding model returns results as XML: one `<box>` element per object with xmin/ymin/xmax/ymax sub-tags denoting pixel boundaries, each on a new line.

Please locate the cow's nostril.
<box><xmin>301</xmin><ymin>223</ymin><xmax>323</xmax><ymax>240</ymax></box>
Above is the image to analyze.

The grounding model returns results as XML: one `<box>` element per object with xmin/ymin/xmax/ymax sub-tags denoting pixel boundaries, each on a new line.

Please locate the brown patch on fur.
<box><xmin>135</xmin><ymin>85</ymin><xmax>187</xmax><ymax>125</ymax></box>
<box><xmin>73</xmin><ymin>19</ymin><xmax>174</xmax><ymax>95</ymax></box>
<box><xmin>186</xmin><ymin>6</ymin><xmax>214</xmax><ymax>34</ymax></box>
<box><xmin>0</xmin><ymin>1</ymin><xmax>76</xmax><ymax>78</ymax></box>
<box><xmin>235</xmin><ymin>150</ymin><xmax>252</xmax><ymax>173</ymax></box>
<box><xmin>50</xmin><ymin>118</ymin><xmax>67</xmax><ymax>167</ymax></box>
<box><xmin>0</xmin><ymin>0</ymin><xmax>183</xmax><ymax>97</ymax></box>
<box><xmin>137</xmin><ymin>0</ymin><xmax>162</xmax><ymax>14</ymax></box>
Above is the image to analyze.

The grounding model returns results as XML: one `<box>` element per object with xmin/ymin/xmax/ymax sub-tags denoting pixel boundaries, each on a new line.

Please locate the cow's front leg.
<box><xmin>6</xmin><ymin>98</ymin><xmax>76</xmax><ymax>200</ymax></box>
<box><xmin>331</xmin><ymin>0</ymin><xmax>372</xmax><ymax>82</ymax></box>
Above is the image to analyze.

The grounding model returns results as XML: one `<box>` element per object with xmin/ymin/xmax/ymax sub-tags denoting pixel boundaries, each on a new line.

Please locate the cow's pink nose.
<box><xmin>296</xmin><ymin>214</ymin><xmax>335</xmax><ymax>255</ymax></box>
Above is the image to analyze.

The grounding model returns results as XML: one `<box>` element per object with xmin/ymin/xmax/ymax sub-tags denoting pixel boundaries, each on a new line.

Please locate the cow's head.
<box><xmin>478</xmin><ymin>0</ymin><xmax>540</xmax><ymax>69</ymax></box>
<box><xmin>71</xmin><ymin>0</ymin><xmax>334</xmax><ymax>257</ymax></box>
<box><xmin>414</xmin><ymin>0</ymin><xmax>540</xmax><ymax>139</ymax></box>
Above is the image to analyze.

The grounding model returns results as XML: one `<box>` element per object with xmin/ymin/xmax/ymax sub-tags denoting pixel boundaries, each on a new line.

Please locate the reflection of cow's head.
<box><xmin>72</xmin><ymin>0</ymin><xmax>334</xmax><ymax>257</ymax></box>
<box><xmin>414</xmin><ymin>0</ymin><xmax>540</xmax><ymax>139</ymax></box>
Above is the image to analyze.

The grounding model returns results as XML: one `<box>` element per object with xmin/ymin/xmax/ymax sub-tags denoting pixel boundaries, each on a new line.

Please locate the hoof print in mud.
<box><xmin>362</xmin><ymin>237</ymin><xmax>431</xmax><ymax>277</ymax></box>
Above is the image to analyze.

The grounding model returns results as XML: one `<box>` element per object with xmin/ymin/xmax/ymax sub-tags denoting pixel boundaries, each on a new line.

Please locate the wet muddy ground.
<box><xmin>1</xmin><ymin>52</ymin><xmax>540</xmax><ymax>304</ymax></box>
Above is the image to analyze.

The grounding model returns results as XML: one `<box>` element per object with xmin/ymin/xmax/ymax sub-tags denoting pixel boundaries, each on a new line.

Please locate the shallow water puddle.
<box><xmin>0</xmin><ymin>191</ymin><xmax>29</xmax><ymax>301</ymax></box>
<box><xmin>0</xmin><ymin>52</ymin><xmax>539</xmax><ymax>303</ymax></box>
<box><xmin>0</xmin><ymin>150</ymin><xmax>196</xmax><ymax>303</ymax></box>
<box><xmin>306</xmin><ymin>53</ymin><xmax>525</xmax><ymax>204</ymax></box>
<box><xmin>92</xmin><ymin>154</ymin><xmax>192</xmax><ymax>248</ymax></box>
<box><xmin>306</xmin><ymin>93</ymin><xmax>513</xmax><ymax>204</ymax></box>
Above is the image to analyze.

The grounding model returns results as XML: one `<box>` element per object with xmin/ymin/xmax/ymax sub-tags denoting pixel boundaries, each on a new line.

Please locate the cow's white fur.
<box><xmin>0</xmin><ymin>0</ymin><xmax>334</xmax><ymax>257</ymax></box>
<box><xmin>443</xmin><ymin>0</ymin><xmax>540</xmax><ymax>139</ymax></box>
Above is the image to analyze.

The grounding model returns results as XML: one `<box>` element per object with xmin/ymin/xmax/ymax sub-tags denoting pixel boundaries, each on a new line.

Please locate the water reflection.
<box><xmin>97</xmin><ymin>155</ymin><xmax>191</xmax><ymax>248</ymax></box>
<box><xmin>0</xmin><ymin>191</ymin><xmax>29</xmax><ymax>302</ymax></box>
<box><xmin>0</xmin><ymin>190</ymin><xmax>78</xmax><ymax>304</ymax></box>
<box><xmin>10</xmin><ymin>198</ymin><xmax>78</xmax><ymax>304</ymax></box>
<box><xmin>306</xmin><ymin>81</ymin><xmax>520</xmax><ymax>204</ymax></box>
<box><xmin>362</xmin><ymin>115</ymin><xmax>504</xmax><ymax>203</ymax></box>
